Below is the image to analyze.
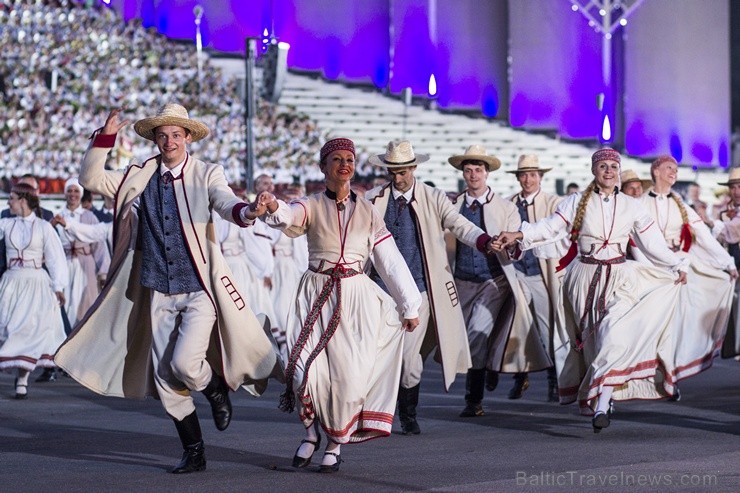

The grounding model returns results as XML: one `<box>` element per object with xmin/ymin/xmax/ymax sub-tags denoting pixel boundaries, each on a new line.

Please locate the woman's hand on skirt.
<box><xmin>56</xmin><ymin>291</ymin><xmax>66</xmax><ymax>306</ymax></box>
<box><xmin>675</xmin><ymin>271</ymin><xmax>688</xmax><ymax>285</ymax></box>
<box><xmin>402</xmin><ymin>317</ymin><xmax>420</xmax><ymax>332</ymax></box>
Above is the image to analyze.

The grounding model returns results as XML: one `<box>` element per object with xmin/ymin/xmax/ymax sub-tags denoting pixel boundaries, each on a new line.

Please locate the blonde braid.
<box><xmin>670</xmin><ymin>192</ymin><xmax>696</xmax><ymax>242</ymax></box>
<box><xmin>571</xmin><ymin>180</ymin><xmax>597</xmax><ymax>241</ymax></box>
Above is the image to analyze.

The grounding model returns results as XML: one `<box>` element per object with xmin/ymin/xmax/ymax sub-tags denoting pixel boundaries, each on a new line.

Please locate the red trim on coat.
<box><xmin>373</xmin><ymin>233</ymin><xmax>392</xmax><ymax>247</ymax></box>
<box><xmin>475</xmin><ymin>233</ymin><xmax>493</xmax><ymax>253</ymax></box>
<box><xmin>231</xmin><ymin>202</ymin><xmax>252</xmax><ymax>227</ymax></box>
<box><xmin>92</xmin><ymin>132</ymin><xmax>117</xmax><ymax>148</ymax></box>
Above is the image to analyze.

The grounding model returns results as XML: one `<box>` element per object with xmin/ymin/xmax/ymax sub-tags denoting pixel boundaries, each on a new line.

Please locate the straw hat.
<box><xmin>133</xmin><ymin>103</ymin><xmax>210</xmax><ymax>142</ymax></box>
<box><xmin>718</xmin><ymin>168</ymin><xmax>740</xmax><ymax>186</ymax></box>
<box><xmin>368</xmin><ymin>140</ymin><xmax>429</xmax><ymax>168</ymax></box>
<box><xmin>506</xmin><ymin>154</ymin><xmax>552</xmax><ymax>174</ymax></box>
<box><xmin>620</xmin><ymin>169</ymin><xmax>652</xmax><ymax>190</ymax></box>
<box><xmin>447</xmin><ymin>144</ymin><xmax>502</xmax><ymax>171</ymax></box>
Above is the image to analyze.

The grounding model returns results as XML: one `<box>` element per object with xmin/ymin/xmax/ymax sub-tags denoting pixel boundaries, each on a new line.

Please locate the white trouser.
<box><xmin>456</xmin><ymin>276</ymin><xmax>511</xmax><ymax>369</ymax></box>
<box><xmin>400</xmin><ymin>291</ymin><xmax>431</xmax><ymax>389</ymax></box>
<box><xmin>150</xmin><ymin>290</ymin><xmax>217</xmax><ymax>420</ymax></box>
<box><xmin>515</xmin><ymin>271</ymin><xmax>553</xmax><ymax>357</ymax></box>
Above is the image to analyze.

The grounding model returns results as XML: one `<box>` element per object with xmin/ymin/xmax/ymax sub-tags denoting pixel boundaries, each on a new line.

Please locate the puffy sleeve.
<box><xmin>264</xmin><ymin>198</ymin><xmax>310</xmax><ymax>238</ymax></box>
<box><xmin>368</xmin><ymin>207</ymin><xmax>421</xmax><ymax>319</ymax></box>
<box><xmin>631</xmin><ymin>202</ymin><xmax>689</xmax><ymax>272</ymax></box>
<box><xmin>41</xmin><ymin>221</ymin><xmax>69</xmax><ymax>292</ymax></box>
<box><xmin>63</xmin><ymin>221</ymin><xmax>112</xmax><ymax>244</ymax></box>
<box><xmin>519</xmin><ymin>193</ymin><xmax>578</xmax><ymax>254</ymax></box>
<box><xmin>684</xmin><ymin>206</ymin><xmax>735</xmax><ymax>271</ymax></box>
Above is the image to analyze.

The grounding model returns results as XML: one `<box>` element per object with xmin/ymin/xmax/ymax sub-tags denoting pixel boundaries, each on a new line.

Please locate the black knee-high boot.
<box><xmin>546</xmin><ymin>367</ymin><xmax>559</xmax><ymax>402</ymax></box>
<box><xmin>171</xmin><ymin>411</ymin><xmax>206</xmax><ymax>474</ymax></box>
<box><xmin>460</xmin><ymin>369</ymin><xmax>485</xmax><ymax>417</ymax></box>
<box><xmin>397</xmin><ymin>384</ymin><xmax>421</xmax><ymax>435</ymax></box>
<box><xmin>202</xmin><ymin>373</ymin><xmax>232</xmax><ymax>431</ymax></box>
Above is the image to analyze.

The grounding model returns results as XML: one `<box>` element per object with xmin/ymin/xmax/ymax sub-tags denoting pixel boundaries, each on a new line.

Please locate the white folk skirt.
<box><xmin>223</xmin><ymin>253</ymin><xmax>278</xmax><ymax>331</ymax></box>
<box><xmin>287</xmin><ymin>269</ymin><xmax>405</xmax><ymax>443</ymax></box>
<box><xmin>559</xmin><ymin>258</ymin><xmax>681</xmax><ymax>415</ymax></box>
<box><xmin>671</xmin><ymin>253</ymin><xmax>733</xmax><ymax>379</ymax></box>
<box><xmin>0</xmin><ymin>268</ymin><xmax>66</xmax><ymax>372</ymax></box>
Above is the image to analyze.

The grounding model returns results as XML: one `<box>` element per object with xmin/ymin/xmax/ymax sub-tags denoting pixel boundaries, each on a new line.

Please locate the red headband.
<box><xmin>320</xmin><ymin>138</ymin><xmax>355</xmax><ymax>161</ymax></box>
<box><xmin>651</xmin><ymin>154</ymin><xmax>677</xmax><ymax>171</ymax></box>
<box><xmin>592</xmin><ymin>148</ymin><xmax>621</xmax><ymax>165</ymax></box>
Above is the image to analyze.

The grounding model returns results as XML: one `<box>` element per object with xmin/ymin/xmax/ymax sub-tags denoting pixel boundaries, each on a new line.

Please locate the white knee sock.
<box><xmin>16</xmin><ymin>369</ymin><xmax>30</xmax><ymax>386</ymax></box>
<box><xmin>595</xmin><ymin>386</ymin><xmax>614</xmax><ymax>414</ymax></box>
<box><xmin>322</xmin><ymin>441</ymin><xmax>341</xmax><ymax>466</ymax></box>
<box><xmin>296</xmin><ymin>422</ymin><xmax>320</xmax><ymax>459</ymax></box>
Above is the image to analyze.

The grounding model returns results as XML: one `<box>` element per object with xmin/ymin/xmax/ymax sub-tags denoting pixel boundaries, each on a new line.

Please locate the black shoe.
<box><xmin>318</xmin><ymin>452</ymin><xmax>342</xmax><ymax>473</ymax></box>
<box><xmin>400</xmin><ymin>417</ymin><xmax>421</xmax><ymax>435</ymax></box>
<box><xmin>592</xmin><ymin>412</ymin><xmax>610</xmax><ymax>433</ymax></box>
<box><xmin>508</xmin><ymin>374</ymin><xmax>529</xmax><ymax>400</ymax></box>
<box><xmin>170</xmin><ymin>441</ymin><xmax>206</xmax><ymax>474</ymax></box>
<box><xmin>459</xmin><ymin>402</ymin><xmax>484</xmax><ymax>418</ymax></box>
<box><xmin>35</xmin><ymin>368</ymin><xmax>56</xmax><ymax>383</ymax></box>
<box><xmin>668</xmin><ymin>387</ymin><xmax>681</xmax><ymax>402</ymax></box>
<box><xmin>547</xmin><ymin>382</ymin><xmax>559</xmax><ymax>402</ymax></box>
<box><xmin>292</xmin><ymin>433</ymin><xmax>322</xmax><ymax>468</ymax></box>
<box><xmin>485</xmin><ymin>370</ymin><xmax>499</xmax><ymax>392</ymax></box>
<box><xmin>14</xmin><ymin>379</ymin><xmax>28</xmax><ymax>400</ymax></box>
<box><xmin>202</xmin><ymin>374</ymin><xmax>232</xmax><ymax>431</ymax></box>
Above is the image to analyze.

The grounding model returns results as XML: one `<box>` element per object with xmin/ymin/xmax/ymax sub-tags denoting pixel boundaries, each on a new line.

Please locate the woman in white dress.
<box><xmin>54</xmin><ymin>178</ymin><xmax>109</xmax><ymax>325</ymax></box>
<box><xmin>495</xmin><ymin>148</ymin><xmax>688</xmax><ymax>432</ymax></box>
<box><xmin>258</xmin><ymin>138</ymin><xmax>421</xmax><ymax>472</ymax></box>
<box><xmin>640</xmin><ymin>155</ymin><xmax>736</xmax><ymax>395</ymax></box>
<box><xmin>0</xmin><ymin>183</ymin><xmax>68</xmax><ymax>398</ymax></box>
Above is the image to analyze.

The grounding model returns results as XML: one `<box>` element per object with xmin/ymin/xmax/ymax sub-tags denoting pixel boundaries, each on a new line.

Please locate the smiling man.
<box><xmin>504</xmin><ymin>155</ymin><xmax>563</xmax><ymax>402</ymax></box>
<box><xmin>365</xmin><ymin>140</ymin><xmax>496</xmax><ymax>435</ymax></box>
<box><xmin>447</xmin><ymin>146</ymin><xmax>550</xmax><ymax>418</ymax></box>
<box><xmin>55</xmin><ymin>104</ymin><xmax>282</xmax><ymax>474</ymax></box>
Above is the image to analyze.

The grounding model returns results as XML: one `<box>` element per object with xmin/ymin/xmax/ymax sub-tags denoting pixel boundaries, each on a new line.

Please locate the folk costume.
<box><xmin>366</xmin><ymin>140</ymin><xmax>492</xmax><ymax>435</ymax></box>
<box><xmin>447</xmin><ymin>146</ymin><xmax>550</xmax><ymax>417</ymax></box>
<box><xmin>0</xmin><ymin>212</ymin><xmax>68</xmax><ymax>397</ymax></box>
<box><xmin>55</xmin><ymin>104</ymin><xmax>282</xmax><ymax>474</ymax></box>
<box><xmin>516</xmin><ymin>149</ymin><xmax>688</xmax><ymax>419</ymax></box>
<box><xmin>271</xmin><ymin>231</ymin><xmax>309</xmax><ymax>358</ymax></box>
<box><xmin>715</xmin><ymin>169</ymin><xmax>740</xmax><ymax>358</ymax></box>
<box><xmin>506</xmin><ymin>154</ymin><xmax>564</xmax><ymax>401</ymax></box>
<box><xmin>640</xmin><ymin>155</ymin><xmax>735</xmax><ymax>380</ymax></box>
<box><xmin>265</xmin><ymin>191</ymin><xmax>421</xmax><ymax>443</ymax></box>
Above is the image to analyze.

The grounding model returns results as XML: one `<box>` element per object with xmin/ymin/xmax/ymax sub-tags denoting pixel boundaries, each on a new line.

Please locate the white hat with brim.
<box><xmin>133</xmin><ymin>103</ymin><xmax>210</xmax><ymax>143</ymax></box>
<box><xmin>368</xmin><ymin>140</ymin><xmax>430</xmax><ymax>168</ymax></box>
<box><xmin>718</xmin><ymin>168</ymin><xmax>740</xmax><ymax>186</ymax></box>
<box><xmin>448</xmin><ymin>144</ymin><xmax>502</xmax><ymax>171</ymax></box>
<box><xmin>506</xmin><ymin>154</ymin><xmax>552</xmax><ymax>174</ymax></box>
<box><xmin>620</xmin><ymin>169</ymin><xmax>652</xmax><ymax>190</ymax></box>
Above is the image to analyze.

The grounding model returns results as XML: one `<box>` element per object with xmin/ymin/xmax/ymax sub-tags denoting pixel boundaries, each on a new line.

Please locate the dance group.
<box><xmin>1</xmin><ymin>103</ymin><xmax>738</xmax><ymax>475</ymax></box>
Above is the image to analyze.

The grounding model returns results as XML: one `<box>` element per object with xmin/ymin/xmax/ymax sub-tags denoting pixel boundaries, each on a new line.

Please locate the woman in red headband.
<box><xmin>252</xmin><ymin>138</ymin><xmax>421</xmax><ymax>472</ymax></box>
<box><xmin>493</xmin><ymin>148</ymin><xmax>688</xmax><ymax>433</ymax></box>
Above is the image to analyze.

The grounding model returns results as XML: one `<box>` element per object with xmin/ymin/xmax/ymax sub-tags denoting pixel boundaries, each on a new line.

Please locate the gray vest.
<box><xmin>139</xmin><ymin>170</ymin><xmax>202</xmax><ymax>294</ymax></box>
<box><xmin>454</xmin><ymin>200</ymin><xmax>503</xmax><ymax>281</ymax></box>
<box><xmin>373</xmin><ymin>195</ymin><xmax>427</xmax><ymax>293</ymax></box>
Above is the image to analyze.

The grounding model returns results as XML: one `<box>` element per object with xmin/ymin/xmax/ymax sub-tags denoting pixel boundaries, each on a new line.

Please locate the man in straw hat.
<box><xmin>447</xmin><ymin>145</ymin><xmax>550</xmax><ymax>418</ymax></box>
<box><xmin>504</xmin><ymin>154</ymin><xmax>563</xmax><ymax>402</ymax></box>
<box><xmin>619</xmin><ymin>169</ymin><xmax>652</xmax><ymax>199</ymax></box>
<box><xmin>55</xmin><ymin>105</ymin><xmax>283</xmax><ymax>474</ymax></box>
<box><xmin>639</xmin><ymin>154</ymin><xmax>736</xmax><ymax>399</ymax></box>
<box><xmin>365</xmin><ymin>139</ymin><xmax>497</xmax><ymax>435</ymax></box>
<box><xmin>715</xmin><ymin>168</ymin><xmax>740</xmax><ymax>359</ymax></box>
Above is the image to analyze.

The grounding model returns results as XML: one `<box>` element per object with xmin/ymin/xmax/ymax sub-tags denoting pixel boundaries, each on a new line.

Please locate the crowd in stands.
<box><xmin>0</xmin><ymin>0</ymin><xmax>377</xmax><ymax>194</ymax></box>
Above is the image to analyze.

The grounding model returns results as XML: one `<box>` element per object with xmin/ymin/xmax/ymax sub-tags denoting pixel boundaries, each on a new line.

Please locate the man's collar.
<box><xmin>391</xmin><ymin>182</ymin><xmax>414</xmax><ymax>201</ymax></box>
<box><xmin>160</xmin><ymin>154</ymin><xmax>188</xmax><ymax>178</ymax></box>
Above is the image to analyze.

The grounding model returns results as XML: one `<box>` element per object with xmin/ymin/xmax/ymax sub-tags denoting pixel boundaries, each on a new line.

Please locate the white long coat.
<box><xmin>55</xmin><ymin>137</ymin><xmax>283</xmax><ymax>399</ymax></box>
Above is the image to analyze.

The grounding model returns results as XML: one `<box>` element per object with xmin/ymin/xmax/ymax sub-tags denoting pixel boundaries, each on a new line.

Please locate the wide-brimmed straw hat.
<box><xmin>718</xmin><ymin>168</ymin><xmax>740</xmax><ymax>186</ymax></box>
<box><xmin>448</xmin><ymin>144</ymin><xmax>502</xmax><ymax>171</ymax></box>
<box><xmin>368</xmin><ymin>140</ymin><xmax>429</xmax><ymax>168</ymax></box>
<box><xmin>506</xmin><ymin>154</ymin><xmax>552</xmax><ymax>174</ymax></box>
<box><xmin>133</xmin><ymin>103</ymin><xmax>210</xmax><ymax>143</ymax></box>
<box><xmin>620</xmin><ymin>169</ymin><xmax>652</xmax><ymax>190</ymax></box>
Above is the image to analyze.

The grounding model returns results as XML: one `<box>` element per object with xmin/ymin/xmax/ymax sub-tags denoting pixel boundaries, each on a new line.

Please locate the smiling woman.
<box><xmin>493</xmin><ymin>148</ymin><xmax>691</xmax><ymax>433</ymax></box>
<box><xmin>257</xmin><ymin>137</ymin><xmax>422</xmax><ymax>473</ymax></box>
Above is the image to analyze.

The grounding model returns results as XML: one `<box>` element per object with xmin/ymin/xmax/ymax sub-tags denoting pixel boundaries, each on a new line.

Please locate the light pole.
<box><xmin>193</xmin><ymin>5</ymin><xmax>203</xmax><ymax>90</ymax></box>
